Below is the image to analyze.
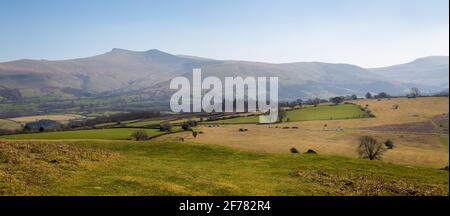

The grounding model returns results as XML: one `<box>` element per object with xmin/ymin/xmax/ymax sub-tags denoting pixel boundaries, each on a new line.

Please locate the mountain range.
<box><xmin>0</xmin><ymin>49</ymin><xmax>448</xmax><ymax>107</ymax></box>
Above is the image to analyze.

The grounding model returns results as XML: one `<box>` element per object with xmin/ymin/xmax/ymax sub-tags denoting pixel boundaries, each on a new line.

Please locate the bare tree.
<box><xmin>357</xmin><ymin>136</ymin><xmax>386</xmax><ymax>160</ymax></box>
<box><xmin>278</xmin><ymin>109</ymin><xmax>288</xmax><ymax>122</ymax></box>
<box><xmin>409</xmin><ymin>87</ymin><xmax>421</xmax><ymax>98</ymax></box>
<box><xmin>131</xmin><ymin>130</ymin><xmax>148</xmax><ymax>141</ymax></box>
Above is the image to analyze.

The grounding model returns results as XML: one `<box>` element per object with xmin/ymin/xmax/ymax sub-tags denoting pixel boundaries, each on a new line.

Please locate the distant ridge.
<box><xmin>0</xmin><ymin>49</ymin><xmax>448</xmax><ymax>103</ymax></box>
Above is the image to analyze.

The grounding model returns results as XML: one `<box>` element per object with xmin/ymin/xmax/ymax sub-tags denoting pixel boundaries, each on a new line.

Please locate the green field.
<box><xmin>0</xmin><ymin>128</ymin><xmax>164</xmax><ymax>140</ymax></box>
<box><xmin>0</xmin><ymin>139</ymin><xmax>447</xmax><ymax>195</ymax></box>
<box><xmin>126</xmin><ymin>119</ymin><xmax>166</xmax><ymax>127</ymax></box>
<box><xmin>210</xmin><ymin>104</ymin><xmax>369</xmax><ymax>124</ymax></box>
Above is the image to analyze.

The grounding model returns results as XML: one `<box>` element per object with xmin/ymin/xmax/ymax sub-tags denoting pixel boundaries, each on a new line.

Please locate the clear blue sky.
<box><xmin>0</xmin><ymin>0</ymin><xmax>448</xmax><ymax>67</ymax></box>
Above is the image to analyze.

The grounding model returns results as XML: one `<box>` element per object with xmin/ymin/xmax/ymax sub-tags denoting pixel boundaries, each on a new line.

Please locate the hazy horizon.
<box><xmin>0</xmin><ymin>0</ymin><xmax>448</xmax><ymax>67</ymax></box>
<box><xmin>1</xmin><ymin>47</ymin><xmax>448</xmax><ymax>69</ymax></box>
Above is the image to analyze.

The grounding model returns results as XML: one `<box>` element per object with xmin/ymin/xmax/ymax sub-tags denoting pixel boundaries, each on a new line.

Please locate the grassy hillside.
<box><xmin>0</xmin><ymin>139</ymin><xmax>447</xmax><ymax>196</ymax></box>
<box><xmin>209</xmin><ymin>104</ymin><xmax>368</xmax><ymax>124</ymax></box>
<box><xmin>1</xmin><ymin>128</ymin><xmax>164</xmax><ymax>140</ymax></box>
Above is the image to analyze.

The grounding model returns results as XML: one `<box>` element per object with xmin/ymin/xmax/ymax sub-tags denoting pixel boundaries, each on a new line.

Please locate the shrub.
<box><xmin>160</xmin><ymin>122</ymin><xmax>172</xmax><ymax>132</ymax></box>
<box><xmin>305</xmin><ymin>149</ymin><xmax>317</xmax><ymax>154</ymax></box>
<box><xmin>192</xmin><ymin>131</ymin><xmax>198</xmax><ymax>138</ymax></box>
<box><xmin>130</xmin><ymin>130</ymin><xmax>148</xmax><ymax>141</ymax></box>
<box><xmin>290</xmin><ymin>147</ymin><xmax>299</xmax><ymax>154</ymax></box>
<box><xmin>384</xmin><ymin>139</ymin><xmax>395</xmax><ymax>149</ymax></box>
<box><xmin>181</xmin><ymin>124</ymin><xmax>191</xmax><ymax>131</ymax></box>
<box><xmin>357</xmin><ymin>136</ymin><xmax>386</xmax><ymax>160</ymax></box>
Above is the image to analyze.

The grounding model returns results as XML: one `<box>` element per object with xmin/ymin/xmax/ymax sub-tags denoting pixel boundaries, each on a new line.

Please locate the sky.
<box><xmin>0</xmin><ymin>0</ymin><xmax>448</xmax><ymax>67</ymax></box>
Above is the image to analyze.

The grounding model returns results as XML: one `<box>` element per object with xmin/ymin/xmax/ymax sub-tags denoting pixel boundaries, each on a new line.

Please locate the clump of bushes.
<box><xmin>305</xmin><ymin>149</ymin><xmax>317</xmax><ymax>154</ymax></box>
<box><xmin>182</xmin><ymin>120</ymin><xmax>198</xmax><ymax>131</ymax></box>
<box><xmin>130</xmin><ymin>130</ymin><xmax>148</xmax><ymax>141</ymax></box>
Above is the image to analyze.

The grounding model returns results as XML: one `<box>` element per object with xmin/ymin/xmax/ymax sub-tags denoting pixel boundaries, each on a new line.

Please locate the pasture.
<box><xmin>183</xmin><ymin>97</ymin><xmax>449</xmax><ymax>168</ymax></box>
<box><xmin>208</xmin><ymin>104</ymin><xmax>369</xmax><ymax>124</ymax></box>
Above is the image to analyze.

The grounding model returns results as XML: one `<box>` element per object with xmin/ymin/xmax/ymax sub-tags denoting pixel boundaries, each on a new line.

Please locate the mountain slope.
<box><xmin>370</xmin><ymin>56</ymin><xmax>449</xmax><ymax>88</ymax></box>
<box><xmin>0</xmin><ymin>49</ymin><xmax>448</xmax><ymax>106</ymax></box>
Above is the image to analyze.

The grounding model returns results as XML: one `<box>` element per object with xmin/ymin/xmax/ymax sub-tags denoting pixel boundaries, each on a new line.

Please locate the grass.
<box><xmin>8</xmin><ymin>114</ymin><xmax>85</xmax><ymax>123</ymax></box>
<box><xmin>0</xmin><ymin>119</ymin><xmax>22</xmax><ymax>131</ymax></box>
<box><xmin>126</xmin><ymin>119</ymin><xmax>166</xmax><ymax>127</ymax></box>
<box><xmin>209</xmin><ymin>104</ymin><xmax>368</xmax><ymax>124</ymax></box>
<box><xmin>0</xmin><ymin>139</ymin><xmax>447</xmax><ymax>195</ymax></box>
<box><xmin>440</xmin><ymin>136</ymin><xmax>449</xmax><ymax>151</ymax></box>
<box><xmin>0</xmin><ymin>128</ymin><xmax>164</xmax><ymax>140</ymax></box>
<box><xmin>285</xmin><ymin>104</ymin><xmax>369</xmax><ymax>121</ymax></box>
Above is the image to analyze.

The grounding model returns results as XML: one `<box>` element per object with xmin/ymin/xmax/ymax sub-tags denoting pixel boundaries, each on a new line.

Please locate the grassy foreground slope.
<box><xmin>1</xmin><ymin>128</ymin><xmax>164</xmax><ymax>140</ymax></box>
<box><xmin>0</xmin><ymin>139</ymin><xmax>447</xmax><ymax>195</ymax></box>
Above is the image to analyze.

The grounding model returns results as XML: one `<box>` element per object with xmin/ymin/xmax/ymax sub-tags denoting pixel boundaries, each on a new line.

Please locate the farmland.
<box><xmin>208</xmin><ymin>104</ymin><xmax>369</xmax><ymax>124</ymax></box>
<box><xmin>8</xmin><ymin>114</ymin><xmax>85</xmax><ymax>123</ymax></box>
<box><xmin>0</xmin><ymin>96</ymin><xmax>448</xmax><ymax>195</ymax></box>
<box><xmin>185</xmin><ymin>97</ymin><xmax>449</xmax><ymax>168</ymax></box>
<box><xmin>0</xmin><ymin>119</ymin><xmax>22</xmax><ymax>131</ymax></box>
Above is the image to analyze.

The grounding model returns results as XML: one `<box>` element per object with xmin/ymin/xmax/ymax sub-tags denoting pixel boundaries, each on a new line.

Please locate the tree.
<box><xmin>160</xmin><ymin>122</ymin><xmax>172</xmax><ymax>132</ymax></box>
<box><xmin>295</xmin><ymin>99</ymin><xmax>303</xmax><ymax>108</ymax></box>
<box><xmin>350</xmin><ymin>94</ymin><xmax>358</xmax><ymax>100</ymax></box>
<box><xmin>130</xmin><ymin>130</ymin><xmax>148</xmax><ymax>141</ymax></box>
<box><xmin>278</xmin><ymin>109</ymin><xmax>288</xmax><ymax>122</ymax></box>
<box><xmin>311</xmin><ymin>97</ymin><xmax>320</xmax><ymax>107</ymax></box>
<box><xmin>192</xmin><ymin>131</ymin><xmax>198</xmax><ymax>138</ymax></box>
<box><xmin>181</xmin><ymin>124</ymin><xmax>191</xmax><ymax>131</ymax></box>
<box><xmin>365</xmin><ymin>92</ymin><xmax>372</xmax><ymax>99</ymax></box>
<box><xmin>409</xmin><ymin>87</ymin><xmax>421</xmax><ymax>98</ymax></box>
<box><xmin>357</xmin><ymin>136</ymin><xmax>386</xmax><ymax>160</ymax></box>
<box><xmin>330</xmin><ymin>96</ymin><xmax>344</xmax><ymax>105</ymax></box>
<box><xmin>375</xmin><ymin>92</ymin><xmax>390</xmax><ymax>99</ymax></box>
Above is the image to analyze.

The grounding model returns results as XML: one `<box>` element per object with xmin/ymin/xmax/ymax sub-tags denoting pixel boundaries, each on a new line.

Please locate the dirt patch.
<box><xmin>362</xmin><ymin>121</ymin><xmax>443</xmax><ymax>134</ymax></box>
<box><xmin>431</xmin><ymin>113</ymin><xmax>449</xmax><ymax>134</ymax></box>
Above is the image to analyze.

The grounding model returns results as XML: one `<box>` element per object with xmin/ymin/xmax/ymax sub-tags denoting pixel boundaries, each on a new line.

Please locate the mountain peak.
<box><xmin>412</xmin><ymin>56</ymin><xmax>449</xmax><ymax>64</ymax></box>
